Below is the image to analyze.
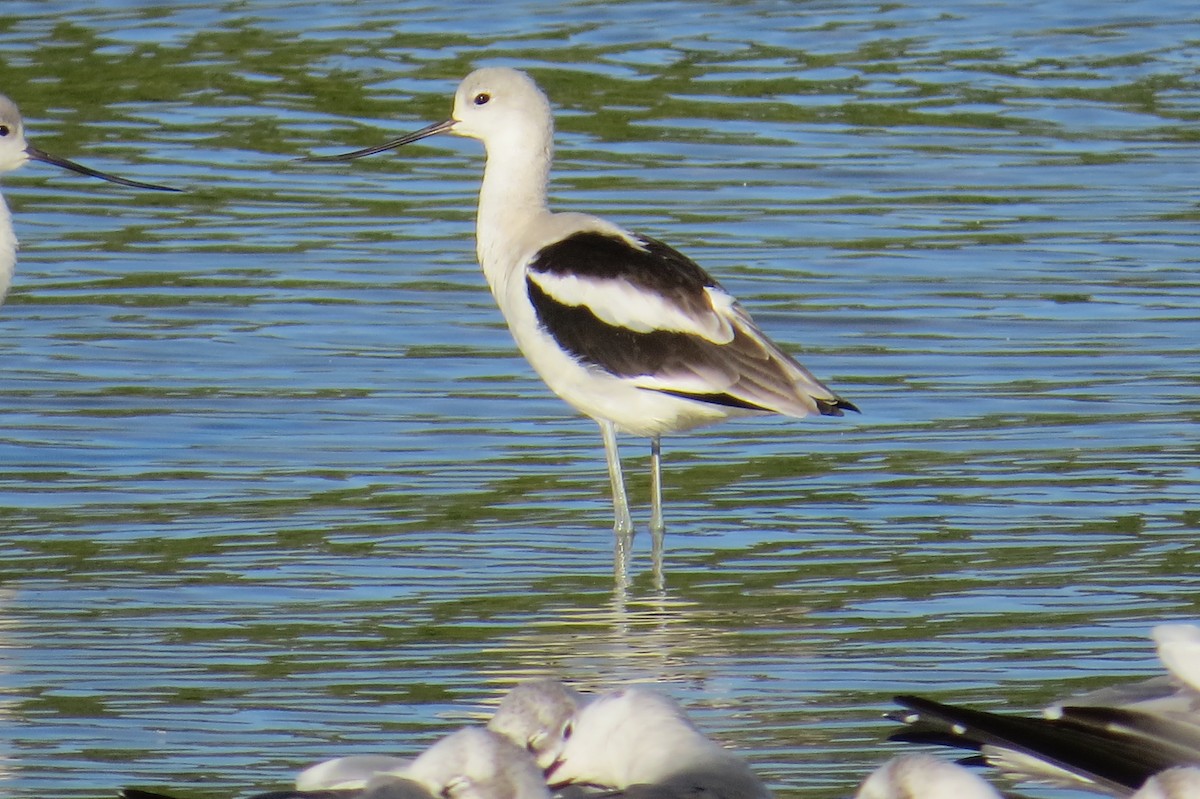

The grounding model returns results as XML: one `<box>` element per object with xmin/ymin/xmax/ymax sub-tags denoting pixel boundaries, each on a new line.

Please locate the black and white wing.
<box><xmin>890</xmin><ymin>694</ymin><xmax>1200</xmax><ymax>794</ymax></box>
<box><xmin>525</xmin><ymin>230</ymin><xmax>855</xmax><ymax>418</ymax></box>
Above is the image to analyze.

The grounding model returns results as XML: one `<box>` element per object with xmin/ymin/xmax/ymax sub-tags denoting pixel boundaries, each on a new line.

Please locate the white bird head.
<box><xmin>303</xmin><ymin>67</ymin><xmax>553</xmax><ymax>163</ymax></box>
<box><xmin>0</xmin><ymin>96</ymin><xmax>32</xmax><ymax>173</ymax></box>
<box><xmin>445</xmin><ymin>68</ymin><xmax>553</xmax><ymax>148</ymax></box>
<box><xmin>1132</xmin><ymin>766</ymin><xmax>1200</xmax><ymax>799</ymax></box>
<box><xmin>855</xmin><ymin>755</ymin><xmax>1002</xmax><ymax>799</ymax></box>
<box><xmin>0</xmin><ymin>93</ymin><xmax>177</xmax><ymax>189</ymax></box>
<box><xmin>488</xmin><ymin>678</ymin><xmax>584</xmax><ymax>770</ymax></box>
<box><xmin>1152</xmin><ymin>623</ymin><xmax>1200</xmax><ymax>695</ymax></box>
<box><xmin>547</xmin><ymin>686</ymin><xmax>767</xmax><ymax>798</ymax></box>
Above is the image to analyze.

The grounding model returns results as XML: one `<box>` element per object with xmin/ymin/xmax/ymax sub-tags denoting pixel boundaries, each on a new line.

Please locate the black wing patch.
<box><xmin>526</xmin><ymin>275</ymin><xmax>718</xmax><ymax>375</ymax></box>
<box><xmin>528</xmin><ymin>276</ymin><xmax>800</xmax><ymax>414</ymax></box>
<box><xmin>526</xmin><ymin>229</ymin><xmax>856</xmax><ymax>417</ymax></box>
<box><xmin>529</xmin><ymin>230</ymin><xmax>722</xmax><ymax>322</ymax></box>
<box><xmin>890</xmin><ymin>694</ymin><xmax>1192</xmax><ymax>795</ymax></box>
<box><xmin>530</xmin><ymin>230</ymin><xmax>717</xmax><ymax>289</ymax></box>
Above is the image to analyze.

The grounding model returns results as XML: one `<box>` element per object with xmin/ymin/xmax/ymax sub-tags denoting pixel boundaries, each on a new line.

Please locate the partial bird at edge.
<box><xmin>886</xmin><ymin>623</ymin><xmax>1200</xmax><ymax>797</ymax></box>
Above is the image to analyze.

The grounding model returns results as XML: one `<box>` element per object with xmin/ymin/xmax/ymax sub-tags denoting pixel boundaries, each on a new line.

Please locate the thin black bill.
<box><xmin>26</xmin><ymin>145</ymin><xmax>180</xmax><ymax>192</ymax></box>
<box><xmin>302</xmin><ymin>119</ymin><xmax>456</xmax><ymax>162</ymax></box>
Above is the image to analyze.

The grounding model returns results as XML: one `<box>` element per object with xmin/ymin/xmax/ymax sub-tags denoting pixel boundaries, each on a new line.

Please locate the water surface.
<box><xmin>0</xmin><ymin>1</ymin><xmax>1197</xmax><ymax>797</ymax></box>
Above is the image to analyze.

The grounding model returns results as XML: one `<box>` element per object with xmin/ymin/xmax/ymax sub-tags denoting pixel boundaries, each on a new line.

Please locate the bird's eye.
<box><xmin>561</xmin><ymin>721</ymin><xmax>573</xmax><ymax>741</ymax></box>
<box><xmin>0</xmin><ymin>125</ymin><xmax>9</xmax><ymax>137</ymax></box>
<box><xmin>473</xmin><ymin>92</ymin><xmax>491</xmax><ymax>106</ymax></box>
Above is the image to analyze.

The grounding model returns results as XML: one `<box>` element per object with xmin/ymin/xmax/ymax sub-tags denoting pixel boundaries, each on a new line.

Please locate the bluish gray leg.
<box><xmin>649</xmin><ymin>436</ymin><xmax>664</xmax><ymax>536</ymax></box>
<box><xmin>650</xmin><ymin>436</ymin><xmax>665</xmax><ymax>589</ymax></box>
<box><xmin>599</xmin><ymin>419</ymin><xmax>633</xmax><ymax>536</ymax></box>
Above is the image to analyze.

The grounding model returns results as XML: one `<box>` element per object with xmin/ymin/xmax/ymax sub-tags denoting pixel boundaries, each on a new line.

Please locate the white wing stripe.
<box><xmin>527</xmin><ymin>270</ymin><xmax>735</xmax><ymax>343</ymax></box>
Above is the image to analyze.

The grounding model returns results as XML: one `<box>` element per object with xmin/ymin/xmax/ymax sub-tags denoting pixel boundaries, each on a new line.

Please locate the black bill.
<box><xmin>26</xmin><ymin>145</ymin><xmax>180</xmax><ymax>192</ymax></box>
<box><xmin>302</xmin><ymin>119</ymin><xmax>457</xmax><ymax>162</ymax></box>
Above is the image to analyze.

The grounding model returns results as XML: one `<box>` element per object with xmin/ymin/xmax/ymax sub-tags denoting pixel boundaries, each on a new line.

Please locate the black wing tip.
<box><xmin>653</xmin><ymin>388</ymin><xmax>771</xmax><ymax>412</ymax></box>
<box><xmin>817</xmin><ymin>397</ymin><xmax>860</xmax><ymax>416</ymax></box>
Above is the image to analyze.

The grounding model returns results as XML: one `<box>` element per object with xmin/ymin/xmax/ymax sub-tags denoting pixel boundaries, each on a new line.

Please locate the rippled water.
<box><xmin>0</xmin><ymin>1</ymin><xmax>1197</xmax><ymax>797</ymax></box>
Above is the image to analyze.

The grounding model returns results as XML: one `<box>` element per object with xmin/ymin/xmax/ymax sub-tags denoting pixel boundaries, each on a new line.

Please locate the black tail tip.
<box><xmin>817</xmin><ymin>397</ymin><xmax>860</xmax><ymax>417</ymax></box>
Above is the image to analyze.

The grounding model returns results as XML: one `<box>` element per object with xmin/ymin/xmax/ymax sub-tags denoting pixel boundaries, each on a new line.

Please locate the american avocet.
<box><xmin>0</xmin><ymin>94</ymin><xmax>179</xmax><ymax>303</ymax></box>
<box><xmin>123</xmin><ymin>727</ymin><xmax>549</xmax><ymax>799</ymax></box>
<box><xmin>544</xmin><ymin>684</ymin><xmax>770</xmax><ymax>799</ymax></box>
<box><xmin>888</xmin><ymin>623</ymin><xmax>1200</xmax><ymax>796</ymax></box>
<box><xmin>856</xmin><ymin>754</ymin><xmax>1002</xmax><ymax>799</ymax></box>
<box><xmin>306</xmin><ymin>67</ymin><xmax>857</xmax><ymax>549</ymax></box>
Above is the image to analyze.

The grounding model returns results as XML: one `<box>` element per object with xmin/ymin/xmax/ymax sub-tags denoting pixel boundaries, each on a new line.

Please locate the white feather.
<box><xmin>1133</xmin><ymin>767</ymin><xmax>1200</xmax><ymax>799</ymax></box>
<box><xmin>856</xmin><ymin>755</ymin><xmax>1002</xmax><ymax>799</ymax></box>
<box><xmin>527</xmin><ymin>269</ymin><xmax>736</xmax><ymax>343</ymax></box>
<box><xmin>1153</xmin><ymin>623</ymin><xmax>1200</xmax><ymax>695</ymax></box>
<box><xmin>296</xmin><ymin>754</ymin><xmax>412</xmax><ymax>791</ymax></box>
<box><xmin>548</xmin><ymin>686</ymin><xmax>769</xmax><ymax>799</ymax></box>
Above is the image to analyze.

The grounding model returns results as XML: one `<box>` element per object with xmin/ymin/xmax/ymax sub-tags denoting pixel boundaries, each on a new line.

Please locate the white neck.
<box><xmin>0</xmin><ymin>193</ymin><xmax>17</xmax><ymax>303</ymax></box>
<box><xmin>474</xmin><ymin>125</ymin><xmax>554</xmax><ymax>290</ymax></box>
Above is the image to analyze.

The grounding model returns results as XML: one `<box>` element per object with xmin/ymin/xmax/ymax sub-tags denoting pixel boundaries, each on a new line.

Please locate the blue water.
<box><xmin>0</xmin><ymin>1</ymin><xmax>1197</xmax><ymax>797</ymax></box>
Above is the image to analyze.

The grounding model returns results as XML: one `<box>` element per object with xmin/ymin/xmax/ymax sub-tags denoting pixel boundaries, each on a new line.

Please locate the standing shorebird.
<box><xmin>0</xmin><ymin>93</ymin><xmax>179</xmax><ymax>303</ymax></box>
<box><xmin>307</xmin><ymin>67</ymin><xmax>856</xmax><ymax>555</ymax></box>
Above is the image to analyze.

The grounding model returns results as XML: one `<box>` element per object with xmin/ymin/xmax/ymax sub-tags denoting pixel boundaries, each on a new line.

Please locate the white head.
<box><xmin>1132</xmin><ymin>767</ymin><xmax>1200</xmax><ymax>799</ymax></box>
<box><xmin>548</xmin><ymin>686</ymin><xmax>747</xmax><ymax>790</ymax></box>
<box><xmin>445</xmin><ymin>68</ymin><xmax>553</xmax><ymax>150</ymax></box>
<box><xmin>855</xmin><ymin>754</ymin><xmax>1003</xmax><ymax>799</ymax></box>
<box><xmin>487</xmin><ymin>678</ymin><xmax>584</xmax><ymax>770</ymax></box>
<box><xmin>0</xmin><ymin>92</ymin><xmax>176</xmax><ymax>189</ymax></box>
<box><xmin>0</xmin><ymin>95</ymin><xmax>32</xmax><ymax>173</ymax></box>
<box><xmin>1152</xmin><ymin>623</ymin><xmax>1200</xmax><ymax>695</ymax></box>
<box><xmin>305</xmin><ymin>67</ymin><xmax>554</xmax><ymax>162</ymax></box>
<box><xmin>405</xmin><ymin>727</ymin><xmax>550</xmax><ymax>799</ymax></box>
